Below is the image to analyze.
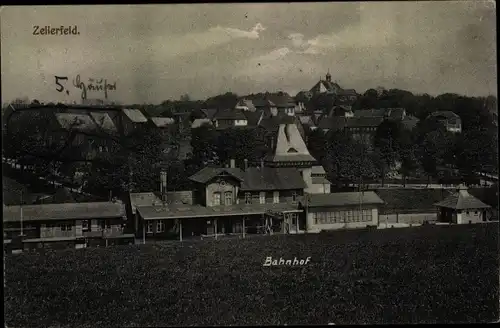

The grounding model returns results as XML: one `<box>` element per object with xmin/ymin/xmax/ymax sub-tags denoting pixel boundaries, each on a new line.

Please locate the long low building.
<box><xmin>3</xmin><ymin>201</ymin><xmax>135</xmax><ymax>252</ymax></box>
<box><xmin>300</xmin><ymin>191</ymin><xmax>384</xmax><ymax>232</ymax></box>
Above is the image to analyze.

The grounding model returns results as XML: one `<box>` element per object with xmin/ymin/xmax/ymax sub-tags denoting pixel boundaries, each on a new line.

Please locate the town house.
<box><xmin>427</xmin><ymin>111</ymin><xmax>462</xmax><ymax>133</ymax></box>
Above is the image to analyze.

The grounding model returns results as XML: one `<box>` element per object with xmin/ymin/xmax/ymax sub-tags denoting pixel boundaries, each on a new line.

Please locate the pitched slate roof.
<box><xmin>214</xmin><ymin>108</ymin><xmax>247</xmax><ymax>121</ymax></box>
<box><xmin>402</xmin><ymin>115</ymin><xmax>420</xmax><ymax>130</ymax></box>
<box><xmin>338</xmin><ymin>88</ymin><xmax>358</xmax><ymax>96</ymax></box>
<box><xmin>191</xmin><ymin>118</ymin><xmax>213</xmax><ymax>129</ymax></box>
<box><xmin>122</xmin><ymin>108</ymin><xmax>148</xmax><ymax>123</ymax></box>
<box><xmin>376</xmin><ymin>188</ymin><xmax>454</xmax><ymax>214</ymax></box>
<box><xmin>386</xmin><ymin>108</ymin><xmax>406</xmax><ymax>120</ymax></box>
<box><xmin>317</xmin><ymin>116</ymin><xmax>347</xmax><ymax>131</ymax></box>
<box><xmin>311</xmin><ymin>166</ymin><xmax>326</xmax><ymax>175</ymax></box>
<box><xmin>89</xmin><ymin>112</ymin><xmax>117</xmax><ymax>132</ymax></box>
<box><xmin>305</xmin><ymin>191</ymin><xmax>384</xmax><ymax>208</ymax></box>
<box><xmin>434</xmin><ymin>187</ymin><xmax>491</xmax><ymax>210</ymax></box>
<box><xmin>55</xmin><ymin>113</ymin><xmax>96</xmax><ymax>131</ymax></box>
<box><xmin>200</xmin><ymin>108</ymin><xmax>218</xmax><ymax>119</ymax></box>
<box><xmin>189</xmin><ymin>167</ymin><xmax>245</xmax><ymax>184</ymax></box>
<box><xmin>3</xmin><ymin>202</ymin><xmax>125</xmax><ymax>222</ymax></box>
<box><xmin>150</xmin><ymin>117</ymin><xmax>175</xmax><ymax>128</ymax></box>
<box><xmin>429</xmin><ymin>111</ymin><xmax>460</xmax><ymax>120</ymax></box>
<box><xmin>236</xmin><ymin>99</ymin><xmax>257</xmax><ymax>111</ymax></box>
<box><xmin>137</xmin><ymin>202</ymin><xmax>301</xmax><ymax>220</ymax></box>
<box><xmin>240</xmin><ymin>167</ymin><xmax>306</xmax><ymax>191</ymax></box>
<box><xmin>346</xmin><ymin>117</ymin><xmax>384</xmax><ymax>128</ymax></box>
<box><xmin>3</xmin><ymin>177</ymin><xmax>35</xmax><ymax>206</ymax></box>
<box><xmin>243</xmin><ymin>110</ymin><xmax>263</xmax><ymax>126</ymax></box>
<box><xmin>353</xmin><ymin>109</ymin><xmax>386</xmax><ymax>118</ymax></box>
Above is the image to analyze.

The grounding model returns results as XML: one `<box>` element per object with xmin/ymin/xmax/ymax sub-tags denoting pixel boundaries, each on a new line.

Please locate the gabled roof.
<box><xmin>189</xmin><ymin>167</ymin><xmax>245</xmax><ymax>184</ymax></box>
<box><xmin>150</xmin><ymin>117</ymin><xmax>175</xmax><ymax>128</ymax></box>
<box><xmin>191</xmin><ymin>118</ymin><xmax>213</xmax><ymax>129</ymax></box>
<box><xmin>240</xmin><ymin>167</ymin><xmax>306</xmax><ymax>191</ymax></box>
<box><xmin>338</xmin><ymin>89</ymin><xmax>358</xmax><ymax>96</ymax></box>
<box><xmin>3</xmin><ymin>202</ymin><xmax>125</xmax><ymax>222</ymax></box>
<box><xmin>311</xmin><ymin>165</ymin><xmax>326</xmax><ymax>175</ymax></box>
<box><xmin>376</xmin><ymin>188</ymin><xmax>453</xmax><ymax>214</ymax></box>
<box><xmin>236</xmin><ymin>99</ymin><xmax>256</xmax><ymax>111</ymax></box>
<box><xmin>353</xmin><ymin>109</ymin><xmax>386</xmax><ymax>118</ymax></box>
<box><xmin>298</xmin><ymin>115</ymin><xmax>314</xmax><ymax>126</ymax></box>
<box><xmin>402</xmin><ymin>115</ymin><xmax>419</xmax><ymax>130</ymax></box>
<box><xmin>200</xmin><ymin>108</ymin><xmax>218</xmax><ymax>119</ymax></box>
<box><xmin>122</xmin><ymin>108</ymin><xmax>148</xmax><ymax>123</ymax></box>
<box><xmin>305</xmin><ymin>191</ymin><xmax>384</xmax><ymax>208</ymax></box>
<box><xmin>265</xmin><ymin>94</ymin><xmax>296</xmax><ymax>108</ymax></box>
<box><xmin>243</xmin><ymin>110</ymin><xmax>263</xmax><ymax>126</ymax></box>
<box><xmin>55</xmin><ymin>113</ymin><xmax>96</xmax><ymax>131</ymax></box>
<box><xmin>434</xmin><ymin>188</ymin><xmax>491</xmax><ymax>210</ymax></box>
<box><xmin>386</xmin><ymin>108</ymin><xmax>406</xmax><ymax>120</ymax></box>
<box><xmin>317</xmin><ymin>116</ymin><xmax>347</xmax><ymax>131</ymax></box>
<box><xmin>2</xmin><ymin>177</ymin><xmax>35</xmax><ymax>206</ymax></box>
<box><xmin>89</xmin><ymin>112</ymin><xmax>117</xmax><ymax>132</ymax></box>
<box><xmin>213</xmin><ymin>108</ymin><xmax>247</xmax><ymax>121</ymax></box>
<box><xmin>428</xmin><ymin>111</ymin><xmax>460</xmax><ymax>120</ymax></box>
<box><xmin>346</xmin><ymin>117</ymin><xmax>384</xmax><ymax>128</ymax></box>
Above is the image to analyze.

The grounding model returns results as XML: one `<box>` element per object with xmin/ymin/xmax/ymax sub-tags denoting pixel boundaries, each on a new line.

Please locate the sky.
<box><xmin>1</xmin><ymin>2</ymin><xmax>497</xmax><ymax>104</ymax></box>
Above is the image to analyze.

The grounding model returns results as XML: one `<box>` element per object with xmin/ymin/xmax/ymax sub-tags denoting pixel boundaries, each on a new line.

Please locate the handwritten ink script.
<box><xmin>54</xmin><ymin>75</ymin><xmax>117</xmax><ymax>100</ymax></box>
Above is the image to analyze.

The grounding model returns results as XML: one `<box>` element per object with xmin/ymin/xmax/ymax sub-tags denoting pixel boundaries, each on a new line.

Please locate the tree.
<box><xmin>190</xmin><ymin>124</ymin><xmax>219</xmax><ymax>170</ymax></box>
<box><xmin>398</xmin><ymin>130</ymin><xmax>419</xmax><ymax>186</ymax></box>
<box><xmin>180</xmin><ymin>94</ymin><xmax>191</xmax><ymax>102</ymax></box>
<box><xmin>216</xmin><ymin>128</ymin><xmax>267</xmax><ymax>167</ymax></box>
<box><xmin>305</xmin><ymin>128</ymin><xmax>327</xmax><ymax>162</ymax></box>
<box><xmin>373</xmin><ymin>120</ymin><xmax>404</xmax><ymax>186</ymax></box>
<box><xmin>204</xmin><ymin>92</ymin><xmax>239</xmax><ymax>110</ymax></box>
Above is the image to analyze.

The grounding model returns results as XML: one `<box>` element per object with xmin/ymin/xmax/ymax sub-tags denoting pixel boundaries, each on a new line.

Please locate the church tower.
<box><xmin>325</xmin><ymin>70</ymin><xmax>332</xmax><ymax>82</ymax></box>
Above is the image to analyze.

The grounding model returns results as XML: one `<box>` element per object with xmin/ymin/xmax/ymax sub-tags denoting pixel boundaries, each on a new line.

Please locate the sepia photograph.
<box><xmin>1</xmin><ymin>2</ymin><xmax>498</xmax><ymax>326</ymax></box>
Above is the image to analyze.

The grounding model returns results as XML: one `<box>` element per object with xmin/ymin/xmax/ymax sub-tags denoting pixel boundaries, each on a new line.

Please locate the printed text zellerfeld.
<box><xmin>33</xmin><ymin>25</ymin><xmax>80</xmax><ymax>36</ymax></box>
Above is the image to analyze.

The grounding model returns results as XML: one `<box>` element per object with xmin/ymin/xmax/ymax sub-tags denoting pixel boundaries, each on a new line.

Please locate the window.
<box><xmin>273</xmin><ymin>191</ymin><xmax>280</xmax><ymax>204</ymax></box>
<box><xmin>292</xmin><ymin>192</ymin><xmax>298</xmax><ymax>204</ymax></box>
<box><xmin>99</xmin><ymin>146</ymin><xmax>103</xmax><ymax>152</ymax></box>
<box><xmin>225</xmin><ymin>192</ymin><xmax>233</xmax><ymax>206</ymax></box>
<box><xmin>213</xmin><ymin>192</ymin><xmax>221</xmax><ymax>206</ymax></box>
<box><xmin>259</xmin><ymin>192</ymin><xmax>266</xmax><ymax>204</ymax></box>
<box><xmin>244</xmin><ymin>192</ymin><xmax>252</xmax><ymax>205</ymax></box>
<box><xmin>362</xmin><ymin>209</ymin><xmax>372</xmax><ymax>222</ymax></box>
<box><xmin>146</xmin><ymin>222</ymin><xmax>153</xmax><ymax>233</ymax></box>
<box><xmin>157</xmin><ymin>220</ymin><xmax>165</xmax><ymax>233</ymax></box>
<box><xmin>61</xmin><ymin>224</ymin><xmax>73</xmax><ymax>231</ymax></box>
<box><xmin>252</xmin><ymin>193</ymin><xmax>259</xmax><ymax>204</ymax></box>
<box><xmin>82</xmin><ymin>220</ymin><xmax>90</xmax><ymax>232</ymax></box>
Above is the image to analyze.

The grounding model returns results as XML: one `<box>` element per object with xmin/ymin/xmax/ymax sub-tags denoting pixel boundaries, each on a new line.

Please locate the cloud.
<box><xmin>209</xmin><ymin>23</ymin><xmax>266</xmax><ymax>40</ymax></box>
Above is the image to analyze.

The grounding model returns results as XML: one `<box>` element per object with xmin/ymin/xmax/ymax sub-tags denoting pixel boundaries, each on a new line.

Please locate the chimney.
<box><xmin>244</xmin><ymin>159</ymin><xmax>248</xmax><ymax>171</ymax></box>
<box><xmin>160</xmin><ymin>170</ymin><xmax>167</xmax><ymax>203</ymax></box>
<box><xmin>230</xmin><ymin>159</ymin><xmax>235</xmax><ymax>168</ymax></box>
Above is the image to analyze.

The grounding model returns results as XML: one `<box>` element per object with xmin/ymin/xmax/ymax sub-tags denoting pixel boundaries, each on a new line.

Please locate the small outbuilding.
<box><xmin>434</xmin><ymin>185</ymin><xmax>491</xmax><ymax>224</ymax></box>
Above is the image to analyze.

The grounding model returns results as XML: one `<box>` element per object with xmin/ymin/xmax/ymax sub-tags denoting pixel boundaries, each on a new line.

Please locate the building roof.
<box><xmin>434</xmin><ymin>188</ymin><xmax>491</xmax><ymax>210</ymax></box>
<box><xmin>2</xmin><ymin>177</ymin><xmax>35</xmax><ymax>206</ymax></box>
<box><xmin>89</xmin><ymin>112</ymin><xmax>117</xmax><ymax>132</ymax></box>
<box><xmin>338</xmin><ymin>88</ymin><xmax>358</xmax><ymax>96</ymax></box>
<box><xmin>191</xmin><ymin>118</ymin><xmax>213</xmax><ymax>129</ymax></box>
<box><xmin>312</xmin><ymin>177</ymin><xmax>331</xmax><ymax>186</ymax></box>
<box><xmin>200</xmin><ymin>108</ymin><xmax>218</xmax><ymax>119</ymax></box>
<box><xmin>137</xmin><ymin>202</ymin><xmax>301</xmax><ymax>220</ymax></box>
<box><xmin>305</xmin><ymin>191</ymin><xmax>384</xmax><ymax>208</ymax></box>
<box><xmin>150</xmin><ymin>117</ymin><xmax>175</xmax><ymax>128</ymax></box>
<box><xmin>376</xmin><ymin>189</ymin><xmax>454</xmax><ymax>214</ymax></box>
<box><xmin>298</xmin><ymin>115</ymin><xmax>314</xmax><ymax>126</ymax></box>
<box><xmin>353</xmin><ymin>109</ymin><xmax>386</xmax><ymax>118</ymax></box>
<box><xmin>345</xmin><ymin>117</ymin><xmax>384</xmax><ymax>128</ymax></box>
<box><xmin>317</xmin><ymin>116</ymin><xmax>347</xmax><ymax>131</ymax></box>
<box><xmin>122</xmin><ymin>108</ymin><xmax>148</xmax><ymax>123</ymax></box>
<box><xmin>236</xmin><ymin>99</ymin><xmax>257</xmax><ymax>111</ymax></box>
<box><xmin>189</xmin><ymin>167</ymin><xmax>245</xmax><ymax>184</ymax></box>
<box><xmin>240</xmin><ymin>167</ymin><xmax>306</xmax><ymax>191</ymax></box>
<box><xmin>267</xmin><ymin>123</ymin><xmax>316</xmax><ymax>163</ymax></box>
<box><xmin>428</xmin><ymin>111</ymin><xmax>460</xmax><ymax>120</ymax></box>
<box><xmin>402</xmin><ymin>115</ymin><xmax>420</xmax><ymax>130</ymax></box>
<box><xmin>55</xmin><ymin>113</ymin><xmax>96</xmax><ymax>131</ymax></box>
<box><xmin>386</xmin><ymin>108</ymin><xmax>406</xmax><ymax>121</ymax></box>
<box><xmin>311</xmin><ymin>166</ymin><xmax>326</xmax><ymax>175</ymax></box>
<box><xmin>243</xmin><ymin>110</ymin><xmax>263</xmax><ymax>126</ymax></box>
<box><xmin>3</xmin><ymin>202</ymin><xmax>125</xmax><ymax>222</ymax></box>
<box><xmin>265</xmin><ymin>93</ymin><xmax>296</xmax><ymax>108</ymax></box>
<box><xmin>213</xmin><ymin>108</ymin><xmax>247</xmax><ymax>121</ymax></box>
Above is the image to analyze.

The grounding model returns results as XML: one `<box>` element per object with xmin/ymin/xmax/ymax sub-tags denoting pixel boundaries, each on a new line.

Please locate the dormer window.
<box><xmin>287</xmin><ymin>148</ymin><xmax>298</xmax><ymax>153</ymax></box>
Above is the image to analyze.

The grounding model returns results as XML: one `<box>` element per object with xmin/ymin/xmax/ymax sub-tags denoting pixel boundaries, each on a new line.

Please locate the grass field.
<box><xmin>5</xmin><ymin>223</ymin><xmax>499</xmax><ymax>326</ymax></box>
